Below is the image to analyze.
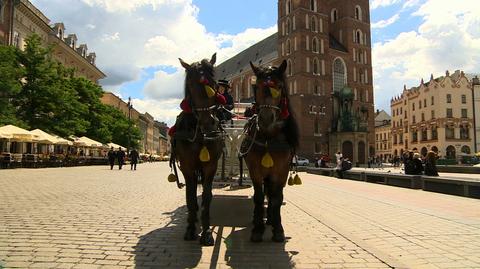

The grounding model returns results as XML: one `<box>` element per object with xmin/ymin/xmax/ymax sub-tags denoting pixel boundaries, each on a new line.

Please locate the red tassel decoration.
<box><xmin>168</xmin><ymin>125</ymin><xmax>176</xmax><ymax>137</ymax></box>
<box><xmin>216</xmin><ymin>94</ymin><xmax>226</xmax><ymax>105</ymax></box>
<box><xmin>180</xmin><ymin>99</ymin><xmax>192</xmax><ymax>113</ymax></box>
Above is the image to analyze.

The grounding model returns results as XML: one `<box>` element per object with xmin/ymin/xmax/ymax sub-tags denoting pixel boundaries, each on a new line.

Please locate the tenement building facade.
<box><xmin>374</xmin><ymin>110</ymin><xmax>392</xmax><ymax>161</ymax></box>
<box><xmin>391</xmin><ymin>70</ymin><xmax>475</xmax><ymax>160</ymax></box>
<box><xmin>217</xmin><ymin>0</ymin><xmax>374</xmax><ymax>163</ymax></box>
<box><xmin>0</xmin><ymin>0</ymin><xmax>105</xmax><ymax>83</ymax></box>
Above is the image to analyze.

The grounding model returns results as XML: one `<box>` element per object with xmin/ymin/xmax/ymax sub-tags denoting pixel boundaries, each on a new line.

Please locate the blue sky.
<box><xmin>31</xmin><ymin>0</ymin><xmax>480</xmax><ymax>125</ymax></box>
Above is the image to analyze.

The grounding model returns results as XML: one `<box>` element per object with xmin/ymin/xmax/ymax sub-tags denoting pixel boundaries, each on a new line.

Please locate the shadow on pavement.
<box><xmin>134</xmin><ymin>206</ymin><xmax>202</xmax><ymax>268</ymax></box>
<box><xmin>211</xmin><ymin>195</ymin><xmax>295</xmax><ymax>269</ymax></box>
<box><xmin>134</xmin><ymin>194</ymin><xmax>295</xmax><ymax>269</ymax></box>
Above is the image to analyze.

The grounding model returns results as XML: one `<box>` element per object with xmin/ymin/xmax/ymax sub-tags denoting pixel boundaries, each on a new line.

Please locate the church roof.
<box><xmin>216</xmin><ymin>33</ymin><xmax>278</xmax><ymax>80</ymax></box>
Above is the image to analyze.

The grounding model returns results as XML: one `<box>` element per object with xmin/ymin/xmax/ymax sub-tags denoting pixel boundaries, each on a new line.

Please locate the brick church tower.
<box><xmin>277</xmin><ymin>0</ymin><xmax>374</xmax><ymax>163</ymax></box>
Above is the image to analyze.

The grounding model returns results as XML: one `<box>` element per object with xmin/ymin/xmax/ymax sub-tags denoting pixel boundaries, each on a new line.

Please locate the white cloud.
<box><xmin>130</xmin><ymin>98</ymin><xmax>181</xmax><ymax>126</ymax></box>
<box><xmin>81</xmin><ymin>0</ymin><xmax>185</xmax><ymax>13</ymax></box>
<box><xmin>370</xmin><ymin>0</ymin><xmax>401</xmax><ymax>9</ymax></box>
<box><xmin>373</xmin><ymin>0</ymin><xmax>480</xmax><ymax>111</ymax></box>
<box><xmin>101</xmin><ymin>32</ymin><xmax>120</xmax><ymax>41</ymax></box>
<box><xmin>371</xmin><ymin>14</ymin><xmax>400</xmax><ymax>29</ymax></box>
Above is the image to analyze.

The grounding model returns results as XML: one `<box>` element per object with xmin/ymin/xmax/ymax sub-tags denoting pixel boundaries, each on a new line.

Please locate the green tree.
<box><xmin>14</xmin><ymin>34</ymin><xmax>89</xmax><ymax>137</ymax></box>
<box><xmin>0</xmin><ymin>45</ymin><xmax>25</xmax><ymax>127</ymax></box>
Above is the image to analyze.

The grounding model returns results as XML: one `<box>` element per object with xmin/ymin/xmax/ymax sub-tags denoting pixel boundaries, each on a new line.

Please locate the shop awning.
<box><xmin>30</xmin><ymin>129</ymin><xmax>57</xmax><ymax>144</ymax></box>
<box><xmin>0</xmin><ymin>125</ymin><xmax>38</xmax><ymax>142</ymax></box>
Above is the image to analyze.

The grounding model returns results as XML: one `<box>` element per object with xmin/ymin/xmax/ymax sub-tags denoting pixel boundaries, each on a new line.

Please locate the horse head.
<box><xmin>250</xmin><ymin>60</ymin><xmax>289</xmax><ymax>135</ymax></box>
<box><xmin>179</xmin><ymin>53</ymin><xmax>221</xmax><ymax>136</ymax></box>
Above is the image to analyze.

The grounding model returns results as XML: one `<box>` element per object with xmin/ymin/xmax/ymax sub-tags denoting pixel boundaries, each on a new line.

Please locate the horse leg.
<box><xmin>264</xmin><ymin>180</ymin><xmax>273</xmax><ymax>226</ymax></box>
<box><xmin>199</xmin><ymin>172</ymin><xmax>215</xmax><ymax>246</ymax></box>
<box><xmin>269</xmin><ymin>184</ymin><xmax>286</xmax><ymax>242</ymax></box>
<box><xmin>251</xmin><ymin>181</ymin><xmax>265</xmax><ymax>242</ymax></box>
<box><xmin>184</xmin><ymin>174</ymin><xmax>199</xmax><ymax>241</ymax></box>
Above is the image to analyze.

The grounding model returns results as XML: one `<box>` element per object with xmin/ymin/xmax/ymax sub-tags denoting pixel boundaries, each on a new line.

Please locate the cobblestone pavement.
<box><xmin>0</xmin><ymin>163</ymin><xmax>479</xmax><ymax>269</ymax></box>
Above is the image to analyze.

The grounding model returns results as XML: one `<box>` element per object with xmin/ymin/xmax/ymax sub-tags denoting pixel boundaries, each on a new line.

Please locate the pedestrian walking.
<box><xmin>107</xmin><ymin>147</ymin><xmax>116</xmax><ymax>170</ymax></box>
<box><xmin>129</xmin><ymin>148</ymin><xmax>139</xmax><ymax>171</ymax></box>
<box><xmin>117</xmin><ymin>147</ymin><xmax>125</xmax><ymax>170</ymax></box>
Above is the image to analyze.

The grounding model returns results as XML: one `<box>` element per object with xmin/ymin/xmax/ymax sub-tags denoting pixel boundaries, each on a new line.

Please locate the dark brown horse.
<box><xmin>241</xmin><ymin>60</ymin><xmax>299</xmax><ymax>242</ymax></box>
<box><xmin>171</xmin><ymin>53</ymin><xmax>224</xmax><ymax>246</ymax></box>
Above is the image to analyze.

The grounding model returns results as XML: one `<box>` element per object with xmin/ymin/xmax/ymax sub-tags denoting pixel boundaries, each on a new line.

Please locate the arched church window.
<box><xmin>286</xmin><ymin>18</ymin><xmax>291</xmax><ymax>35</ymax></box>
<box><xmin>310</xmin><ymin>0</ymin><xmax>316</xmax><ymax>12</ymax></box>
<box><xmin>312</xmin><ymin>37</ymin><xmax>318</xmax><ymax>53</ymax></box>
<box><xmin>286</xmin><ymin>39</ymin><xmax>291</xmax><ymax>55</ymax></box>
<box><xmin>356</xmin><ymin>30</ymin><xmax>362</xmax><ymax>44</ymax></box>
<box><xmin>287</xmin><ymin>59</ymin><xmax>292</xmax><ymax>76</ymax></box>
<box><xmin>333</xmin><ymin>58</ymin><xmax>346</xmax><ymax>92</ymax></box>
<box><xmin>286</xmin><ymin>0</ymin><xmax>291</xmax><ymax>15</ymax></box>
<box><xmin>355</xmin><ymin>5</ymin><xmax>362</xmax><ymax>21</ymax></box>
<box><xmin>331</xmin><ymin>9</ymin><xmax>338</xmax><ymax>23</ymax></box>
<box><xmin>311</xmin><ymin>16</ymin><xmax>317</xmax><ymax>32</ymax></box>
<box><xmin>313</xmin><ymin>58</ymin><xmax>319</xmax><ymax>75</ymax></box>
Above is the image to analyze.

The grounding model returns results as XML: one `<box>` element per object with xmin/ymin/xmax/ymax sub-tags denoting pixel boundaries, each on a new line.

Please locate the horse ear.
<box><xmin>210</xmin><ymin>53</ymin><xmax>217</xmax><ymax>65</ymax></box>
<box><xmin>179</xmin><ymin>58</ymin><xmax>190</xmax><ymax>70</ymax></box>
<box><xmin>250</xmin><ymin>61</ymin><xmax>260</xmax><ymax>75</ymax></box>
<box><xmin>278</xmin><ymin>60</ymin><xmax>287</xmax><ymax>74</ymax></box>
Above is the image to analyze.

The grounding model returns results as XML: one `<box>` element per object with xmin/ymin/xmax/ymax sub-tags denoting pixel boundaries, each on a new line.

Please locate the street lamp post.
<box><xmin>127</xmin><ymin>97</ymin><xmax>132</xmax><ymax>151</ymax></box>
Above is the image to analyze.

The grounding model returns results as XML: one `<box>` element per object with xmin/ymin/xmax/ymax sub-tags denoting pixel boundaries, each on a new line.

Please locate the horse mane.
<box><xmin>255</xmin><ymin>65</ymin><xmax>300</xmax><ymax>149</ymax></box>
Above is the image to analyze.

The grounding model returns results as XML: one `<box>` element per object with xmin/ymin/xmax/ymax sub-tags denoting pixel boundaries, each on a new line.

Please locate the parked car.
<box><xmin>297</xmin><ymin>156</ymin><xmax>310</xmax><ymax>166</ymax></box>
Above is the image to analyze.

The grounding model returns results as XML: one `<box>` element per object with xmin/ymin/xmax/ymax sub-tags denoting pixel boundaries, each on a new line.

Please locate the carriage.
<box><xmin>213</xmin><ymin>103</ymin><xmax>252</xmax><ymax>187</ymax></box>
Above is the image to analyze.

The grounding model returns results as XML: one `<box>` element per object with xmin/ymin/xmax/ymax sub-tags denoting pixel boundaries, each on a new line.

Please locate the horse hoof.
<box><xmin>272</xmin><ymin>231</ymin><xmax>286</xmax><ymax>243</ymax></box>
<box><xmin>184</xmin><ymin>228</ymin><xmax>197</xmax><ymax>241</ymax></box>
<box><xmin>199</xmin><ymin>231</ymin><xmax>214</xmax><ymax>246</ymax></box>
<box><xmin>250</xmin><ymin>232</ymin><xmax>263</xmax><ymax>243</ymax></box>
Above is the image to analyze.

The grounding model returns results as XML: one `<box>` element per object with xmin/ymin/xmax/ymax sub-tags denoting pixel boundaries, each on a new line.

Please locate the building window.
<box><xmin>460</xmin><ymin>125</ymin><xmax>469</xmax><ymax>139</ymax></box>
<box><xmin>13</xmin><ymin>32</ymin><xmax>20</xmax><ymax>48</ymax></box>
<box><xmin>461</xmin><ymin>109</ymin><xmax>467</xmax><ymax>118</ymax></box>
<box><xmin>431</xmin><ymin>110</ymin><xmax>435</xmax><ymax>119</ymax></box>
<box><xmin>447</xmin><ymin>94</ymin><xmax>451</xmax><ymax>103</ymax></box>
<box><xmin>313</xmin><ymin>58</ymin><xmax>319</xmax><ymax>75</ymax></box>
<box><xmin>312</xmin><ymin>37</ymin><xmax>319</xmax><ymax>53</ymax></box>
<box><xmin>399</xmin><ymin>134</ymin><xmax>403</xmax><ymax>144</ymax></box>
<box><xmin>287</xmin><ymin>59</ymin><xmax>292</xmax><ymax>76</ymax></box>
<box><xmin>286</xmin><ymin>19</ymin><xmax>291</xmax><ymax>35</ymax></box>
<box><xmin>310</xmin><ymin>16</ymin><xmax>317</xmax><ymax>32</ymax></box>
<box><xmin>355</xmin><ymin>30</ymin><xmax>362</xmax><ymax>44</ymax></box>
<box><xmin>333</xmin><ymin>58</ymin><xmax>346</xmax><ymax>92</ymax></box>
<box><xmin>393</xmin><ymin>134</ymin><xmax>397</xmax><ymax>145</ymax></box>
<box><xmin>431</xmin><ymin>96</ymin><xmax>434</xmax><ymax>105</ymax></box>
<box><xmin>431</xmin><ymin>126</ymin><xmax>438</xmax><ymax>140</ymax></box>
<box><xmin>412</xmin><ymin>115</ymin><xmax>416</xmax><ymax>124</ymax></box>
<box><xmin>331</xmin><ymin>9</ymin><xmax>338</xmax><ymax>23</ymax></box>
<box><xmin>314</xmin><ymin>118</ymin><xmax>321</xmax><ymax>134</ymax></box>
<box><xmin>412</xmin><ymin>131</ymin><xmax>418</xmax><ymax>142</ymax></box>
<box><xmin>355</xmin><ymin>5</ymin><xmax>362</xmax><ymax>21</ymax></box>
<box><xmin>412</xmin><ymin>103</ymin><xmax>415</xmax><ymax>111</ymax></box>
<box><xmin>461</xmin><ymin>94</ymin><xmax>466</xmax><ymax>104</ymax></box>
<box><xmin>446</xmin><ymin>108</ymin><xmax>453</xmax><ymax>118</ymax></box>
<box><xmin>421</xmin><ymin>113</ymin><xmax>425</xmax><ymax>122</ymax></box>
<box><xmin>286</xmin><ymin>0</ymin><xmax>291</xmax><ymax>15</ymax></box>
<box><xmin>419</xmin><ymin>100</ymin><xmax>422</xmax><ymax>109</ymax></box>
<box><xmin>424</xmin><ymin>99</ymin><xmax>426</xmax><ymax>107</ymax></box>
<box><xmin>461</xmin><ymin>145</ymin><xmax>471</xmax><ymax>154</ymax></box>
<box><xmin>310</xmin><ymin>0</ymin><xmax>316</xmax><ymax>11</ymax></box>
<box><xmin>286</xmin><ymin>39</ymin><xmax>291</xmax><ymax>55</ymax></box>
<box><xmin>421</xmin><ymin>129</ymin><xmax>428</xmax><ymax>141</ymax></box>
<box><xmin>446</xmin><ymin>126</ymin><xmax>455</xmax><ymax>139</ymax></box>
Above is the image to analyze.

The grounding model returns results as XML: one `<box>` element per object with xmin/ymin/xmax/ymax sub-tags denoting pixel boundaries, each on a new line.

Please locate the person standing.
<box><xmin>117</xmin><ymin>147</ymin><xmax>125</xmax><ymax>170</ymax></box>
<box><xmin>129</xmin><ymin>148</ymin><xmax>139</xmax><ymax>171</ymax></box>
<box><xmin>217</xmin><ymin>79</ymin><xmax>234</xmax><ymax>123</ymax></box>
<box><xmin>107</xmin><ymin>147</ymin><xmax>116</xmax><ymax>170</ymax></box>
<box><xmin>424</xmin><ymin>151</ymin><xmax>439</xmax><ymax>176</ymax></box>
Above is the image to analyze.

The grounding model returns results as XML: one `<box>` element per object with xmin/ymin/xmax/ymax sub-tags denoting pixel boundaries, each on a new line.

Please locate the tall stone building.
<box><xmin>391</xmin><ymin>70</ymin><xmax>475</xmax><ymax>161</ymax></box>
<box><xmin>374</xmin><ymin>110</ymin><xmax>392</xmax><ymax>161</ymax></box>
<box><xmin>217</xmin><ymin>0</ymin><xmax>374</xmax><ymax>163</ymax></box>
<box><xmin>0</xmin><ymin>0</ymin><xmax>105</xmax><ymax>83</ymax></box>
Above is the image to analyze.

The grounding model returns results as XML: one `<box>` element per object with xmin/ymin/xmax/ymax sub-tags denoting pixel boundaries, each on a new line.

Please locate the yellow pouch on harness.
<box><xmin>168</xmin><ymin>173</ymin><xmax>177</xmax><ymax>182</ymax></box>
<box><xmin>294</xmin><ymin>174</ymin><xmax>302</xmax><ymax>185</ymax></box>
<box><xmin>199</xmin><ymin>146</ymin><xmax>210</xmax><ymax>162</ymax></box>
<box><xmin>261</xmin><ymin>152</ymin><xmax>274</xmax><ymax>168</ymax></box>
<box><xmin>270</xmin><ymin>87</ymin><xmax>280</xmax><ymax>98</ymax></box>
<box><xmin>205</xmin><ymin>85</ymin><xmax>216</xmax><ymax>98</ymax></box>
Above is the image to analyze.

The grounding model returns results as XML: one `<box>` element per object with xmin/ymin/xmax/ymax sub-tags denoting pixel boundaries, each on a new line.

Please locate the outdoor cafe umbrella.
<box><xmin>0</xmin><ymin>125</ymin><xmax>38</xmax><ymax>142</ymax></box>
<box><xmin>30</xmin><ymin>129</ymin><xmax>57</xmax><ymax>144</ymax></box>
<box><xmin>76</xmin><ymin>136</ymin><xmax>104</xmax><ymax>148</ymax></box>
<box><xmin>107</xmin><ymin>142</ymin><xmax>126</xmax><ymax>150</ymax></box>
